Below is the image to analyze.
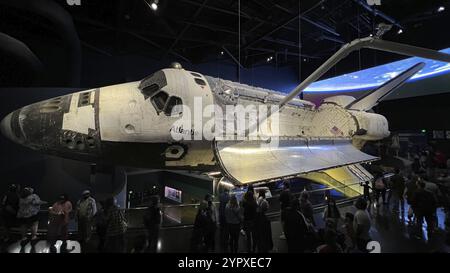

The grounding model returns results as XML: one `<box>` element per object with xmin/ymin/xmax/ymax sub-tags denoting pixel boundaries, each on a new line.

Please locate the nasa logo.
<box><xmin>366</xmin><ymin>0</ymin><xmax>381</xmax><ymax>6</ymax></box>
<box><xmin>366</xmin><ymin>241</ymin><xmax>381</xmax><ymax>253</ymax></box>
<box><xmin>66</xmin><ymin>0</ymin><xmax>81</xmax><ymax>6</ymax></box>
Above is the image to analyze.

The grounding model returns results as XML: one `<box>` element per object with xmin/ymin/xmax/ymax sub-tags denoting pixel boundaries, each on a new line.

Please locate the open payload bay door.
<box><xmin>214</xmin><ymin>138</ymin><xmax>378</xmax><ymax>187</ymax></box>
<box><xmin>300</xmin><ymin>163</ymin><xmax>374</xmax><ymax>197</ymax></box>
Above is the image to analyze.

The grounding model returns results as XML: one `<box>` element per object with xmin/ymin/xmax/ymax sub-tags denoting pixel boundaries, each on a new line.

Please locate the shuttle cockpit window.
<box><xmin>138</xmin><ymin>70</ymin><xmax>167</xmax><ymax>99</ymax></box>
<box><xmin>142</xmin><ymin>83</ymin><xmax>159</xmax><ymax>98</ymax></box>
<box><xmin>165</xmin><ymin>96</ymin><xmax>183</xmax><ymax>116</ymax></box>
<box><xmin>151</xmin><ymin>91</ymin><xmax>169</xmax><ymax>112</ymax></box>
<box><xmin>194</xmin><ymin>78</ymin><xmax>206</xmax><ymax>86</ymax></box>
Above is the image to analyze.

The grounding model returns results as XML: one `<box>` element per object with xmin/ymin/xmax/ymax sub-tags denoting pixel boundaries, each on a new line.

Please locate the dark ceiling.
<box><xmin>1</xmin><ymin>0</ymin><xmax>449</xmax><ymax>86</ymax></box>
<box><xmin>66</xmin><ymin>0</ymin><xmax>450</xmax><ymax>64</ymax></box>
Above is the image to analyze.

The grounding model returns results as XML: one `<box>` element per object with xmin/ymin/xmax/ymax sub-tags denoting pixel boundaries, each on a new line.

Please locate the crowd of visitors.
<box><xmin>0</xmin><ymin>187</ymin><xmax>132</xmax><ymax>253</ymax></box>
<box><xmin>1</xmin><ymin>149</ymin><xmax>450</xmax><ymax>254</ymax></box>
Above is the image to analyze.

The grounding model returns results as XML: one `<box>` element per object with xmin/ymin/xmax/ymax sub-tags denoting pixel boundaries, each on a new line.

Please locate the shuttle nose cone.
<box><xmin>0</xmin><ymin>94</ymin><xmax>102</xmax><ymax>161</ymax></box>
<box><xmin>1</xmin><ymin>111</ymin><xmax>22</xmax><ymax>144</ymax></box>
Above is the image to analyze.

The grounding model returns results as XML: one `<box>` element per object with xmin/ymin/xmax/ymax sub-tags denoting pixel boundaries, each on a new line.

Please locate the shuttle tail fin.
<box><xmin>345</xmin><ymin>62</ymin><xmax>425</xmax><ymax>111</ymax></box>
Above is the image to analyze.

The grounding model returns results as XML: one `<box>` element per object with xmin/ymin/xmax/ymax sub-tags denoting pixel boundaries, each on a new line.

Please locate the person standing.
<box><xmin>284</xmin><ymin>199</ymin><xmax>308</xmax><ymax>253</ymax></box>
<box><xmin>373</xmin><ymin>175</ymin><xmax>387</xmax><ymax>207</ymax></box>
<box><xmin>254</xmin><ymin>199</ymin><xmax>273</xmax><ymax>253</ymax></box>
<box><xmin>362</xmin><ymin>181</ymin><xmax>373</xmax><ymax>212</ymax></box>
<box><xmin>225</xmin><ymin>195</ymin><xmax>241</xmax><ymax>253</ymax></box>
<box><xmin>423</xmin><ymin>180</ymin><xmax>441</xmax><ymax>229</ymax></box>
<box><xmin>203</xmin><ymin>194</ymin><xmax>217</xmax><ymax>252</ymax></box>
<box><xmin>343</xmin><ymin>212</ymin><xmax>355</xmax><ymax>251</ymax></box>
<box><xmin>323</xmin><ymin>198</ymin><xmax>341</xmax><ymax>230</ymax></box>
<box><xmin>404</xmin><ymin>174</ymin><xmax>419</xmax><ymax>225</ymax></box>
<box><xmin>257</xmin><ymin>189</ymin><xmax>269</xmax><ymax>211</ymax></box>
<box><xmin>76</xmin><ymin>190</ymin><xmax>97</xmax><ymax>244</ymax></box>
<box><xmin>353</xmin><ymin>198</ymin><xmax>371</xmax><ymax>252</ymax></box>
<box><xmin>104</xmin><ymin>197</ymin><xmax>127</xmax><ymax>253</ymax></box>
<box><xmin>17</xmin><ymin>187</ymin><xmax>46</xmax><ymax>243</ymax></box>
<box><xmin>143</xmin><ymin>195</ymin><xmax>161</xmax><ymax>253</ymax></box>
<box><xmin>390</xmin><ymin>169</ymin><xmax>406</xmax><ymax>213</ymax></box>
<box><xmin>191</xmin><ymin>201</ymin><xmax>209</xmax><ymax>252</ymax></box>
<box><xmin>218</xmin><ymin>189</ymin><xmax>230</xmax><ymax>251</ymax></box>
<box><xmin>94</xmin><ymin>200</ymin><xmax>107</xmax><ymax>252</ymax></box>
<box><xmin>47</xmin><ymin>194</ymin><xmax>72</xmax><ymax>253</ymax></box>
<box><xmin>299</xmin><ymin>191</ymin><xmax>315</xmax><ymax>226</ymax></box>
<box><xmin>1</xmin><ymin>184</ymin><xmax>19</xmax><ymax>243</ymax></box>
<box><xmin>412</xmin><ymin>181</ymin><xmax>437</xmax><ymax>239</ymax></box>
<box><xmin>279</xmin><ymin>181</ymin><xmax>292</xmax><ymax>240</ymax></box>
<box><xmin>241</xmin><ymin>190</ymin><xmax>257</xmax><ymax>253</ymax></box>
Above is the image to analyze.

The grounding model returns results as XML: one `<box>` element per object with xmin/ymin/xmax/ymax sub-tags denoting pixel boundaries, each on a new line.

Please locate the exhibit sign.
<box><xmin>164</xmin><ymin>186</ymin><xmax>182</xmax><ymax>203</ymax></box>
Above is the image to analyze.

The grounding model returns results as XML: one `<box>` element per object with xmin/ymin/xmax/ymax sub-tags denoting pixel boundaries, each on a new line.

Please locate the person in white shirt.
<box><xmin>353</xmin><ymin>198</ymin><xmax>371</xmax><ymax>252</ymax></box>
<box><xmin>76</xmin><ymin>190</ymin><xmax>97</xmax><ymax>243</ymax></box>
<box><xmin>17</xmin><ymin>187</ymin><xmax>47</xmax><ymax>242</ymax></box>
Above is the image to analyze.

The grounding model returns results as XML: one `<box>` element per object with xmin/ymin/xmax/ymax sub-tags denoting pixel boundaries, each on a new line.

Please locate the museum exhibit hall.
<box><xmin>1</xmin><ymin>0</ymin><xmax>450</xmax><ymax>260</ymax></box>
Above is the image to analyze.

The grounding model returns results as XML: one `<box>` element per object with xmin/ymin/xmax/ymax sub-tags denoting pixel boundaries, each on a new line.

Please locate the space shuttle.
<box><xmin>2</xmin><ymin>36</ymin><xmax>450</xmax><ymax>197</ymax></box>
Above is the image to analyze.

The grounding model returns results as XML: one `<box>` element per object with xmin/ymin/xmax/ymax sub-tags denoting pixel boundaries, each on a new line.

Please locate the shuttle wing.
<box><xmin>214</xmin><ymin>138</ymin><xmax>378</xmax><ymax>185</ymax></box>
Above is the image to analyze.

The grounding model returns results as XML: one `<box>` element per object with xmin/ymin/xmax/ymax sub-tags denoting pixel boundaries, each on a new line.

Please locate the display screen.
<box><xmin>164</xmin><ymin>186</ymin><xmax>182</xmax><ymax>203</ymax></box>
<box><xmin>302</xmin><ymin>47</ymin><xmax>450</xmax><ymax>93</ymax></box>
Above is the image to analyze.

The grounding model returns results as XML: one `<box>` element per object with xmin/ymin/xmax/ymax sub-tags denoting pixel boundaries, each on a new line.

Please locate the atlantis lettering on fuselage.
<box><xmin>169</xmin><ymin>125</ymin><xmax>195</xmax><ymax>137</ymax></box>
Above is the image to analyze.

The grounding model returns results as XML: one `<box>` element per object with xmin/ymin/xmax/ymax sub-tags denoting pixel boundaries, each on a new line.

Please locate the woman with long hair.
<box><xmin>241</xmin><ymin>190</ymin><xmax>257</xmax><ymax>253</ymax></box>
<box><xmin>225</xmin><ymin>195</ymin><xmax>241</xmax><ymax>253</ymax></box>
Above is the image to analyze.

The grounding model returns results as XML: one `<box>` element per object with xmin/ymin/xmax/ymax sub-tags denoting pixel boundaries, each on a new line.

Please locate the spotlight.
<box><xmin>151</xmin><ymin>2</ymin><xmax>158</xmax><ymax>11</ymax></box>
<box><xmin>303</xmin><ymin>58</ymin><xmax>307</xmax><ymax>62</ymax></box>
<box><xmin>437</xmin><ymin>6</ymin><xmax>445</xmax><ymax>12</ymax></box>
<box><xmin>220</xmin><ymin>51</ymin><xmax>224</xmax><ymax>55</ymax></box>
<box><xmin>145</xmin><ymin>0</ymin><xmax>159</xmax><ymax>11</ymax></box>
<box><xmin>267</xmin><ymin>56</ymin><xmax>273</xmax><ymax>62</ymax></box>
<box><xmin>397</xmin><ymin>29</ymin><xmax>403</xmax><ymax>34</ymax></box>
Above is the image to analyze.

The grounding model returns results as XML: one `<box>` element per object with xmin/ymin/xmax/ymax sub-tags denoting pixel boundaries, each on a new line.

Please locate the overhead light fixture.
<box><xmin>437</xmin><ymin>6</ymin><xmax>445</xmax><ymax>12</ymax></box>
<box><xmin>145</xmin><ymin>0</ymin><xmax>159</xmax><ymax>11</ymax></box>
<box><xmin>397</xmin><ymin>29</ymin><xmax>403</xmax><ymax>34</ymax></box>
<box><xmin>220</xmin><ymin>51</ymin><xmax>224</xmax><ymax>55</ymax></box>
<box><xmin>151</xmin><ymin>1</ymin><xmax>158</xmax><ymax>11</ymax></box>
<box><xmin>267</xmin><ymin>56</ymin><xmax>273</xmax><ymax>62</ymax></box>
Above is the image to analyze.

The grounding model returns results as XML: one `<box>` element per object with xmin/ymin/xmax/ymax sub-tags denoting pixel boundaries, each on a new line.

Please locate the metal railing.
<box><xmin>3</xmin><ymin>182</ymin><xmax>364</xmax><ymax>234</ymax></box>
<box><xmin>125</xmin><ymin>181</ymin><xmax>363</xmax><ymax>229</ymax></box>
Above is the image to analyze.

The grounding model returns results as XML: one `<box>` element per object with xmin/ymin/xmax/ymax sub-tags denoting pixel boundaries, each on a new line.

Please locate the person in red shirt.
<box><xmin>47</xmin><ymin>194</ymin><xmax>72</xmax><ymax>253</ymax></box>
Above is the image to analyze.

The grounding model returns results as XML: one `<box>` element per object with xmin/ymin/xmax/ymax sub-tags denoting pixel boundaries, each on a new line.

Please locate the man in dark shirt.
<box><xmin>390</xmin><ymin>169</ymin><xmax>406</xmax><ymax>213</ymax></box>
<box><xmin>284</xmin><ymin>199</ymin><xmax>307</xmax><ymax>253</ymax></box>
<box><xmin>143</xmin><ymin>195</ymin><xmax>161</xmax><ymax>253</ymax></box>
<box><xmin>412</xmin><ymin>181</ymin><xmax>436</xmax><ymax>238</ymax></box>
<box><xmin>1</xmin><ymin>184</ymin><xmax>20</xmax><ymax>242</ymax></box>
<box><xmin>218</xmin><ymin>189</ymin><xmax>230</xmax><ymax>251</ymax></box>
<box><xmin>279</xmin><ymin>181</ymin><xmax>292</xmax><ymax>210</ymax></box>
<box><xmin>279</xmin><ymin>181</ymin><xmax>292</xmax><ymax>239</ymax></box>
